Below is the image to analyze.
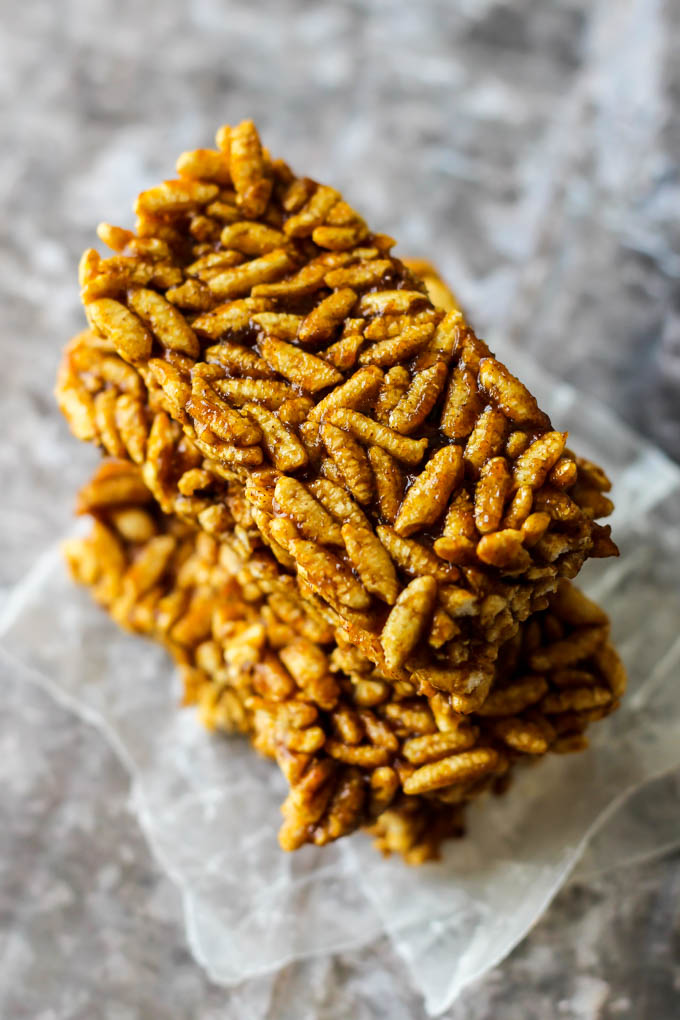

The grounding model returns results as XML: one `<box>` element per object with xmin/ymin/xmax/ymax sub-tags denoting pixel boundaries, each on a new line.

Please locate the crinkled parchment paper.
<box><xmin>1</xmin><ymin>345</ymin><xmax>679</xmax><ymax>1015</ymax></box>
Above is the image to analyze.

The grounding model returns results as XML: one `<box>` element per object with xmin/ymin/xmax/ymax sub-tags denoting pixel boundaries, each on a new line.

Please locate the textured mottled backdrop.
<box><xmin>1</xmin><ymin>1</ymin><xmax>679</xmax><ymax>1017</ymax></box>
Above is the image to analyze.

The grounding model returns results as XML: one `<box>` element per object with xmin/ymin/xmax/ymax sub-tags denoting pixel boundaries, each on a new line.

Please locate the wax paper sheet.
<box><xmin>1</xmin><ymin>345</ymin><xmax>679</xmax><ymax>1015</ymax></box>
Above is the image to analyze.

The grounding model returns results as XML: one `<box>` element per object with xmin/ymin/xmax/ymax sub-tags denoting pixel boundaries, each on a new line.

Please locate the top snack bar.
<box><xmin>65</xmin><ymin>120</ymin><xmax>618</xmax><ymax>708</ymax></box>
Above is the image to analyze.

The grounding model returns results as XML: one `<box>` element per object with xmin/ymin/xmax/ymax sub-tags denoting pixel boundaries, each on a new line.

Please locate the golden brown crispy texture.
<box><xmin>57</xmin><ymin>121</ymin><xmax>618</xmax><ymax>704</ymax></box>
<box><xmin>65</xmin><ymin>459</ymin><xmax>625</xmax><ymax>860</ymax></box>
<box><xmin>58</xmin><ymin>326</ymin><xmax>616</xmax><ymax>720</ymax></box>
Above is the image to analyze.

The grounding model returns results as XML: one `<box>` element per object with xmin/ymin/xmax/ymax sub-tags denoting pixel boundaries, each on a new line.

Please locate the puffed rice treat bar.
<box><xmin>57</xmin><ymin>123</ymin><xmax>618</xmax><ymax>706</ymax></box>
<box><xmin>65</xmin><ymin>459</ymin><xmax>626</xmax><ymax>860</ymax></box>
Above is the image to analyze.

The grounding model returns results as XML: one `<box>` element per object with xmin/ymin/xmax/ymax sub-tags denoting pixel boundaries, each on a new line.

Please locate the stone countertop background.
<box><xmin>1</xmin><ymin>1</ymin><xmax>679</xmax><ymax>1017</ymax></box>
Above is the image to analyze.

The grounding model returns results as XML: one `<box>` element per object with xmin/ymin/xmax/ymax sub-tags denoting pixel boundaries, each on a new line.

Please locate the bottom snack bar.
<box><xmin>64</xmin><ymin>460</ymin><xmax>626</xmax><ymax>863</ymax></box>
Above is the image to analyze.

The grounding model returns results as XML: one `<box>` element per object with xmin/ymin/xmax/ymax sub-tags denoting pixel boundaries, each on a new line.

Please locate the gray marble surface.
<box><xmin>1</xmin><ymin>0</ymin><xmax>679</xmax><ymax>1017</ymax></box>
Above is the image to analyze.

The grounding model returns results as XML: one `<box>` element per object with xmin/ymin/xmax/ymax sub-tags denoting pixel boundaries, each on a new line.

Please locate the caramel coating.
<box><xmin>58</xmin><ymin>120</ymin><xmax>618</xmax><ymax>700</ymax></box>
<box><xmin>64</xmin><ymin>459</ymin><xmax>625</xmax><ymax>860</ymax></box>
<box><xmin>57</xmin><ymin>121</ymin><xmax>625</xmax><ymax>862</ymax></box>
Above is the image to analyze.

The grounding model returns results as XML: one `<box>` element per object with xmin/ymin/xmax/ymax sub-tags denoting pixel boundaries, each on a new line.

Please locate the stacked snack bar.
<box><xmin>57</xmin><ymin>122</ymin><xmax>624</xmax><ymax>860</ymax></box>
